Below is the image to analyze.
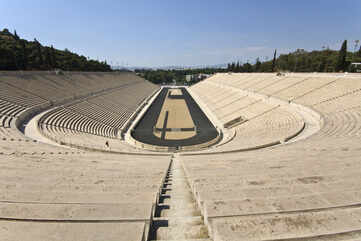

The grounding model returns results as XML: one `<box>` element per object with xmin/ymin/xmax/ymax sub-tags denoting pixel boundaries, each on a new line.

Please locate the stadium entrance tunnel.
<box><xmin>131</xmin><ymin>87</ymin><xmax>219</xmax><ymax>149</ymax></box>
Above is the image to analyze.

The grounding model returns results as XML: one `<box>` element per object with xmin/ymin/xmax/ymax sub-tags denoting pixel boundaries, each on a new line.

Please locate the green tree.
<box><xmin>318</xmin><ymin>57</ymin><xmax>326</xmax><ymax>72</ymax></box>
<box><xmin>0</xmin><ymin>47</ymin><xmax>17</xmax><ymax>70</ymax></box>
<box><xmin>235</xmin><ymin>61</ymin><xmax>240</xmax><ymax>72</ymax></box>
<box><xmin>34</xmin><ymin>38</ymin><xmax>44</xmax><ymax>68</ymax></box>
<box><xmin>2</xmin><ymin>28</ymin><xmax>11</xmax><ymax>35</ymax></box>
<box><xmin>255</xmin><ymin>58</ymin><xmax>261</xmax><ymax>72</ymax></box>
<box><xmin>20</xmin><ymin>39</ymin><xmax>28</xmax><ymax>69</ymax></box>
<box><xmin>230</xmin><ymin>62</ymin><xmax>235</xmax><ymax>72</ymax></box>
<box><xmin>243</xmin><ymin>63</ymin><xmax>253</xmax><ymax>72</ymax></box>
<box><xmin>50</xmin><ymin>45</ymin><xmax>57</xmax><ymax>68</ymax></box>
<box><xmin>272</xmin><ymin>49</ymin><xmax>277</xmax><ymax>72</ymax></box>
<box><xmin>44</xmin><ymin>47</ymin><xmax>53</xmax><ymax>69</ymax></box>
<box><xmin>14</xmin><ymin>30</ymin><xmax>20</xmax><ymax>41</ymax></box>
<box><xmin>336</xmin><ymin>40</ymin><xmax>348</xmax><ymax>72</ymax></box>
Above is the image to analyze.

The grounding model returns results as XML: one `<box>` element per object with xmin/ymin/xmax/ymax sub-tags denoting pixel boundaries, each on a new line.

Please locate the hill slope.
<box><xmin>0</xmin><ymin>28</ymin><xmax>111</xmax><ymax>71</ymax></box>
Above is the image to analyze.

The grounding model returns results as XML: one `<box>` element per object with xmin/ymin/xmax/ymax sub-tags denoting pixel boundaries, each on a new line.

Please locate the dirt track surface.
<box><xmin>132</xmin><ymin>87</ymin><xmax>218</xmax><ymax>147</ymax></box>
<box><xmin>154</xmin><ymin>89</ymin><xmax>196</xmax><ymax>140</ymax></box>
<box><xmin>155</xmin><ymin>90</ymin><xmax>194</xmax><ymax>129</ymax></box>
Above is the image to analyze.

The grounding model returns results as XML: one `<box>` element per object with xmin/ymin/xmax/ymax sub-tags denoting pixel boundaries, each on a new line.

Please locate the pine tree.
<box><xmin>235</xmin><ymin>61</ymin><xmax>240</xmax><ymax>72</ymax></box>
<box><xmin>318</xmin><ymin>58</ymin><xmax>326</xmax><ymax>72</ymax></box>
<box><xmin>34</xmin><ymin>38</ymin><xmax>44</xmax><ymax>68</ymax></box>
<box><xmin>243</xmin><ymin>63</ymin><xmax>253</xmax><ymax>72</ymax></box>
<box><xmin>336</xmin><ymin>40</ymin><xmax>348</xmax><ymax>72</ymax></box>
<box><xmin>2</xmin><ymin>28</ymin><xmax>10</xmax><ymax>34</ymax></box>
<box><xmin>44</xmin><ymin>47</ymin><xmax>52</xmax><ymax>69</ymax></box>
<box><xmin>255</xmin><ymin>58</ymin><xmax>261</xmax><ymax>72</ymax></box>
<box><xmin>231</xmin><ymin>62</ymin><xmax>235</xmax><ymax>72</ymax></box>
<box><xmin>50</xmin><ymin>45</ymin><xmax>57</xmax><ymax>68</ymax></box>
<box><xmin>272</xmin><ymin>49</ymin><xmax>277</xmax><ymax>72</ymax></box>
<box><xmin>14</xmin><ymin>30</ymin><xmax>20</xmax><ymax>41</ymax></box>
<box><xmin>20</xmin><ymin>40</ymin><xmax>28</xmax><ymax>70</ymax></box>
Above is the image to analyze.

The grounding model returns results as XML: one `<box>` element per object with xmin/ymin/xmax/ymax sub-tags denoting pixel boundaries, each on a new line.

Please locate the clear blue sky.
<box><xmin>1</xmin><ymin>0</ymin><xmax>360</xmax><ymax>67</ymax></box>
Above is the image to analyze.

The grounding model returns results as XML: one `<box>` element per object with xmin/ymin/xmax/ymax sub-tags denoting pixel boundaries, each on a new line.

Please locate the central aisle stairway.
<box><xmin>150</xmin><ymin>157</ymin><xmax>212</xmax><ymax>241</ymax></box>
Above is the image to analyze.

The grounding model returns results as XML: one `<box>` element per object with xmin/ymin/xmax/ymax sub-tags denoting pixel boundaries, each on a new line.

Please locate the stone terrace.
<box><xmin>181</xmin><ymin>73</ymin><xmax>361</xmax><ymax>241</ymax></box>
<box><xmin>0</xmin><ymin>152</ymin><xmax>170</xmax><ymax>241</ymax></box>
<box><xmin>1</xmin><ymin>71</ymin><xmax>361</xmax><ymax>240</ymax></box>
<box><xmin>0</xmin><ymin>71</ymin><xmax>170</xmax><ymax>240</ymax></box>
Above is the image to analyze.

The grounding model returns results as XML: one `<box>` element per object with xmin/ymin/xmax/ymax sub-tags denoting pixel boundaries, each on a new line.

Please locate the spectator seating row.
<box><xmin>182</xmin><ymin>73</ymin><xmax>361</xmax><ymax>241</ymax></box>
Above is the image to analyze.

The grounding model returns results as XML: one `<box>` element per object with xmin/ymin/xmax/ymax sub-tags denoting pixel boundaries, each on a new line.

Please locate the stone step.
<box><xmin>163</xmin><ymin>185</ymin><xmax>190</xmax><ymax>191</ymax></box>
<box><xmin>171</xmin><ymin>181</ymin><xmax>190</xmax><ymax>186</ymax></box>
<box><xmin>160</xmin><ymin>208</ymin><xmax>201</xmax><ymax>217</ymax></box>
<box><xmin>157</xmin><ymin>224</ymin><xmax>209</xmax><ymax>240</ymax></box>
<box><xmin>160</xmin><ymin>191</ymin><xmax>194</xmax><ymax>198</ymax></box>
<box><xmin>152</xmin><ymin>239</ymin><xmax>211</xmax><ymax>241</ymax></box>
<box><xmin>168</xmin><ymin>183</ymin><xmax>190</xmax><ymax>189</ymax></box>
<box><xmin>168</xmin><ymin>177</ymin><xmax>188</xmax><ymax>181</ymax></box>
<box><xmin>162</xmin><ymin>194</ymin><xmax>195</xmax><ymax>203</ymax></box>
<box><xmin>158</xmin><ymin>202</ymin><xmax>196</xmax><ymax>210</ymax></box>
<box><xmin>172</xmin><ymin>170</ymin><xmax>186</xmax><ymax>174</ymax></box>
<box><xmin>163</xmin><ymin>189</ymin><xmax>193</xmax><ymax>196</ymax></box>
<box><xmin>164</xmin><ymin>182</ymin><xmax>188</xmax><ymax>187</ymax></box>
<box><xmin>153</xmin><ymin>216</ymin><xmax>203</xmax><ymax>227</ymax></box>
<box><xmin>162</xmin><ymin>197</ymin><xmax>197</xmax><ymax>206</ymax></box>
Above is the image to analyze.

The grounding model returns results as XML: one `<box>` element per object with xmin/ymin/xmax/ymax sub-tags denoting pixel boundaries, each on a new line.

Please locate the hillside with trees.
<box><xmin>140</xmin><ymin>41</ymin><xmax>361</xmax><ymax>87</ymax></box>
<box><xmin>228</xmin><ymin>40</ymin><xmax>361</xmax><ymax>73</ymax></box>
<box><xmin>0</xmin><ymin>28</ymin><xmax>111</xmax><ymax>71</ymax></box>
<box><xmin>2</xmin><ymin>27</ymin><xmax>360</xmax><ymax>77</ymax></box>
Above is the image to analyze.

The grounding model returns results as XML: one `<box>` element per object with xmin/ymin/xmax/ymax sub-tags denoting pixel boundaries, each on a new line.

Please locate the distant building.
<box><xmin>185</xmin><ymin>74</ymin><xmax>211</xmax><ymax>82</ymax></box>
<box><xmin>186</xmin><ymin>75</ymin><xmax>192</xmax><ymax>82</ymax></box>
<box><xmin>198</xmin><ymin>73</ymin><xmax>211</xmax><ymax>79</ymax></box>
<box><xmin>351</xmin><ymin>63</ymin><xmax>361</xmax><ymax>72</ymax></box>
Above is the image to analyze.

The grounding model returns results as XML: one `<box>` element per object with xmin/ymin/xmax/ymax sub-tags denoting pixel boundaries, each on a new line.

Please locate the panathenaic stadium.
<box><xmin>1</xmin><ymin>71</ymin><xmax>361</xmax><ymax>241</ymax></box>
